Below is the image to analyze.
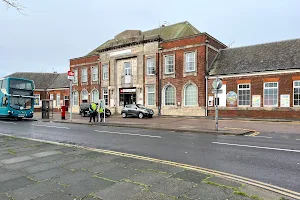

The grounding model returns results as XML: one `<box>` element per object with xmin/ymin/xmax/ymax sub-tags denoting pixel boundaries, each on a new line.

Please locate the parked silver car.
<box><xmin>121</xmin><ymin>104</ymin><xmax>154</xmax><ymax>118</ymax></box>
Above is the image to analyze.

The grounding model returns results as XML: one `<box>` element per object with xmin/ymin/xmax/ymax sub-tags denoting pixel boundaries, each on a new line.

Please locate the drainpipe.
<box><xmin>205</xmin><ymin>39</ymin><xmax>209</xmax><ymax>117</ymax></box>
<box><xmin>158</xmin><ymin>48</ymin><xmax>162</xmax><ymax>116</ymax></box>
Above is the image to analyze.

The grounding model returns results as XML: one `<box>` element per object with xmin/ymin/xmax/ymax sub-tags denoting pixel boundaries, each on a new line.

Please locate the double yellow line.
<box><xmin>1</xmin><ymin>133</ymin><xmax>299</xmax><ymax>200</ymax></box>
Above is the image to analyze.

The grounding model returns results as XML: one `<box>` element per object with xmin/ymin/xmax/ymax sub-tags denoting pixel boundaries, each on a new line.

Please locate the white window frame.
<box><xmin>124</xmin><ymin>62</ymin><xmax>131</xmax><ymax>76</ymax></box>
<box><xmin>49</xmin><ymin>94</ymin><xmax>53</xmax><ymax>100</ymax></box>
<box><xmin>102</xmin><ymin>64</ymin><xmax>109</xmax><ymax>80</ymax></box>
<box><xmin>73</xmin><ymin>69</ymin><xmax>78</xmax><ymax>83</ymax></box>
<box><xmin>185</xmin><ymin>52</ymin><xmax>196</xmax><ymax>72</ymax></box>
<box><xmin>81</xmin><ymin>89</ymin><xmax>89</xmax><ymax>102</ymax></box>
<box><xmin>81</xmin><ymin>68</ymin><xmax>87</xmax><ymax>83</ymax></box>
<box><xmin>237</xmin><ymin>83</ymin><xmax>251</xmax><ymax>107</ymax></box>
<box><xmin>103</xmin><ymin>88</ymin><xmax>109</xmax><ymax>106</ymax></box>
<box><xmin>91</xmin><ymin>89</ymin><xmax>99</xmax><ymax>103</ymax></box>
<box><xmin>147</xmin><ymin>57</ymin><xmax>155</xmax><ymax>75</ymax></box>
<box><xmin>147</xmin><ymin>85</ymin><xmax>155</xmax><ymax>106</ymax></box>
<box><xmin>263</xmin><ymin>82</ymin><xmax>278</xmax><ymax>107</ymax></box>
<box><xmin>34</xmin><ymin>94</ymin><xmax>40</xmax><ymax>106</ymax></box>
<box><xmin>293</xmin><ymin>80</ymin><xmax>300</xmax><ymax>107</ymax></box>
<box><xmin>183</xmin><ymin>83</ymin><xmax>198</xmax><ymax>106</ymax></box>
<box><xmin>92</xmin><ymin>66</ymin><xmax>98</xmax><ymax>82</ymax></box>
<box><xmin>164</xmin><ymin>85</ymin><xmax>176</xmax><ymax>106</ymax></box>
<box><xmin>72</xmin><ymin>91</ymin><xmax>79</xmax><ymax>106</ymax></box>
<box><xmin>164</xmin><ymin>55</ymin><xmax>175</xmax><ymax>74</ymax></box>
<box><xmin>56</xmin><ymin>94</ymin><xmax>61</xmax><ymax>106</ymax></box>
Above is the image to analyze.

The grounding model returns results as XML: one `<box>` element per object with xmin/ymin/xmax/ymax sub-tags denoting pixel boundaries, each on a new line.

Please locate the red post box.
<box><xmin>61</xmin><ymin>105</ymin><xmax>66</xmax><ymax>120</ymax></box>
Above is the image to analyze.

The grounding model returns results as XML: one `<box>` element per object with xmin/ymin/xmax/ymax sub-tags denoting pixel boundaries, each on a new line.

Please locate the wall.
<box><xmin>207</xmin><ymin>72</ymin><xmax>300</xmax><ymax>119</ymax></box>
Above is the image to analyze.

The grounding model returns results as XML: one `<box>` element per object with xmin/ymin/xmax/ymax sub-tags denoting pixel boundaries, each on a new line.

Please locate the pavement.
<box><xmin>34</xmin><ymin>113</ymin><xmax>254</xmax><ymax>135</ymax></box>
<box><xmin>0</xmin><ymin>134</ymin><xmax>292</xmax><ymax>200</ymax></box>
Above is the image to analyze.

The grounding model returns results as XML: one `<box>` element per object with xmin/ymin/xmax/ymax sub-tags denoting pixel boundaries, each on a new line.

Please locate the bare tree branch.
<box><xmin>2</xmin><ymin>0</ymin><xmax>26</xmax><ymax>15</ymax></box>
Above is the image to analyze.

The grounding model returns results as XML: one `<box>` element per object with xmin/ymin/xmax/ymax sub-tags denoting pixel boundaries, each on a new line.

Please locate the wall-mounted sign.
<box><xmin>280</xmin><ymin>94</ymin><xmax>290</xmax><ymax>107</ymax></box>
<box><xmin>226</xmin><ymin>91</ymin><xmax>237</xmax><ymax>105</ymax></box>
<box><xmin>252</xmin><ymin>95</ymin><xmax>261</xmax><ymax>107</ymax></box>
<box><xmin>110</xmin><ymin>49</ymin><xmax>131</xmax><ymax>57</ymax></box>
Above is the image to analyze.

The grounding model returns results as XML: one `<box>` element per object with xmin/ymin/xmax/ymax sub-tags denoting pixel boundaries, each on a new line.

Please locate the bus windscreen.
<box><xmin>10</xmin><ymin>79</ymin><xmax>33</xmax><ymax>90</ymax></box>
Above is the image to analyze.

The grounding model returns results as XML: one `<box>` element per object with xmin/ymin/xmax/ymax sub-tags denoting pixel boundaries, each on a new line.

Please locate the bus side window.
<box><xmin>0</xmin><ymin>80</ymin><xmax>3</xmax><ymax>88</ymax></box>
<box><xmin>2</xmin><ymin>98</ymin><xmax>8</xmax><ymax>107</ymax></box>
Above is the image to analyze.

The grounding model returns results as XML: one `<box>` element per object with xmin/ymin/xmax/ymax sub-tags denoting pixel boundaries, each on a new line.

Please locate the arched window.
<box><xmin>184</xmin><ymin>83</ymin><xmax>197</xmax><ymax>106</ymax></box>
<box><xmin>91</xmin><ymin>89</ymin><xmax>99</xmax><ymax>103</ymax></box>
<box><xmin>164</xmin><ymin>85</ymin><xmax>175</xmax><ymax>105</ymax></box>
<box><xmin>81</xmin><ymin>89</ymin><xmax>88</xmax><ymax>103</ymax></box>
<box><xmin>72</xmin><ymin>91</ymin><xmax>79</xmax><ymax>106</ymax></box>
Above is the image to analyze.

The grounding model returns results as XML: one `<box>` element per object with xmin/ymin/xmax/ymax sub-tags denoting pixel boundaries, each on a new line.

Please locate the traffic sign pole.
<box><xmin>67</xmin><ymin>71</ymin><xmax>74</xmax><ymax>122</ymax></box>
<box><xmin>215</xmin><ymin>88</ymin><xmax>219</xmax><ymax>131</ymax></box>
<box><xmin>212</xmin><ymin>77</ymin><xmax>222</xmax><ymax>131</ymax></box>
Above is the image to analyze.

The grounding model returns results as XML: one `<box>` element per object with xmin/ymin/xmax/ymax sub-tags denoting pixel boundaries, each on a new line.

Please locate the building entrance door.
<box><xmin>119</xmin><ymin>88</ymin><xmax>136</xmax><ymax>106</ymax></box>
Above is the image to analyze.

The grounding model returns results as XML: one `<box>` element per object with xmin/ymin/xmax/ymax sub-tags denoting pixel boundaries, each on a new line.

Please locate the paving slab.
<box><xmin>63</xmin><ymin>160</ymin><xmax>100</xmax><ymax>170</ymax></box>
<box><xmin>240</xmin><ymin>184</ymin><xmax>284</xmax><ymax>200</ymax></box>
<box><xmin>0</xmin><ymin>167</ymin><xmax>7</xmax><ymax>172</ymax></box>
<box><xmin>2</xmin><ymin>160</ymin><xmax>40</xmax><ymax>170</ymax></box>
<box><xmin>228</xmin><ymin>194</ymin><xmax>254</xmax><ymax>200</ymax></box>
<box><xmin>51</xmin><ymin>170</ymin><xmax>94</xmax><ymax>185</ymax></box>
<box><xmin>86</xmin><ymin>162</ymin><xmax>120</xmax><ymax>174</ymax></box>
<box><xmin>183</xmin><ymin>182</ymin><xmax>233</xmax><ymax>200</ymax></box>
<box><xmin>80</xmin><ymin>151</ymin><xmax>107</xmax><ymax>159</ymax></box>
<box><xmin>171</xmin><ymin>170</ymin><xmax>209</xmax><ymax>184</ymax></box>
<box><xmin>150</xmin><ymin>177</ymin><xmax>196</xmax><ymax>197</ymax></box>
<box><xmin>30</xmin><ymin>151</ymin><xmax>61</xmax><ymax>158</ymax></box>
<box><xmin>34</xmin><ymin>154</ymin><xmax>71</xmax><ymax>163</ymax></box>
<box><xmin>33</xmin><ymin>191</ymin><xmax>74</xmax><ymax>200</ymax></box>
<box><xmin>57</xmin><ymin>147</ymin><xmax>78</xmax><ymax>153</ymax></box>
<box><xmin>64</xmin><ymin>177</ymin><xmax>114</xmax><ymax>198</ymax></box>
<box><xmin>0</xmin><ymin>171</ymin><xmax>26</xmax><ymax>183</ymax></box>
<box><xmin>126</xmin><ymin>160</ymin><xmax>183</xmax><ymax>174</ymax></box>
<box><xmin>8</xmin><ymin>181</ymin><xmax>62</xmax><ymax>200</ymax></box>
<box><xmin>0</xmin><ymin>176</ymin><xmax>35</xmax><ymax>192</ymax></box>
<box><xmin>28</xmin><ymin>168</ymin><xmax>71</xmax><ymax>181</ymax></box>
<box><xmin>23</xmin><ymin>162</ymin><xmax>61</xmax><ymax>173</ymax></box>
<box><xmin>0</xmin><ymin>156</ymin><xmax>33</xmax><ymax>164</ymax></box>
<box><xmin>0</xmin><ymin>154</ymin><xmax>16</xmax><ymax>160</ymax></box>
<box><xmin>129</xmin><ymin>190</ymin><xmax>174</xmax><ymax>200</ymax></box>
<box><xmin>111</xmin><ymin>157</ymin><xmax>140</xmax><ymax>165</ymax></box>
<box><xmin>129</xmin><ymin>170</ymin><xmax>170</xmax><ymax>186</ymax></box>
<box><xmin>94</xmin><ymin>181</ymin><xmax>143</xmax><ymax>200</ymax></box>
<box><xmin>100</xmin><ymin>167</ymin><xmax>141</xmax><ymax>181</ymax></box>
<box><xmin>207</xmin><ymin>176</ymin><xmax>242</xmax><ymax>188</ymax></box>
<box><xmin>93</xmin><ymin>154</ymin><xmax>123</xmax><ymax>162</ymax></box>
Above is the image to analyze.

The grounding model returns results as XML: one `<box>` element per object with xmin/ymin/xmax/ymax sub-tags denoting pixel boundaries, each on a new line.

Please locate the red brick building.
<box><xmin>207</xmin><ymin>38</ymin><xmax>300</xmax><ymax>119</ymax></box>
<box><xmin>70</xmin><ymin>21</ymin><xmax>226</xmax><ymax>116</ymax></box>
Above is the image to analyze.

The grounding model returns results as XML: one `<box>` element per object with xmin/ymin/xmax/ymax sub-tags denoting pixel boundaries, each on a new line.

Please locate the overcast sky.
<box><xmin>1</xmin><ymin>0</ymin><xmax>300</xmax><ymax>78</ymax></box>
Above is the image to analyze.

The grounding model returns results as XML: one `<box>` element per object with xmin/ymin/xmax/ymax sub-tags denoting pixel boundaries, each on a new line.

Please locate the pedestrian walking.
<box><xmin>89</xmin><ymin>102</ymin><xmax>97</xmax><ymax>122</ymax></box>
<box><xmin>99</xmin><ymin>106</ymin><xmax>104</xmax><ymax>122</ymax></box>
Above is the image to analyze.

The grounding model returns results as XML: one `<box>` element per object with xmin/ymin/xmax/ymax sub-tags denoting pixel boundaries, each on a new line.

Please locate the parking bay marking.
<box><xmin>212</xmin><ymin>142</ymin><xmax>300</xmax><ymax>153</ymax></box>
<box><xmin>95</xmin><ymin>130</ymin><xmax>162</xmax><ymax>138</ymax></box>
<box><xmin>31</xmin><ymin>124</ymin><xmax>70</xmax><ymax>129</ymax></box>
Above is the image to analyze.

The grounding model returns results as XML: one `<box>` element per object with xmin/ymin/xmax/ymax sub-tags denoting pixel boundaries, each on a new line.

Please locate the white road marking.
<box><xmin>31</xmin><ymin>124</ymin><xmax>70</xmax><ymax>129</ymax></box>
<box><xmin>245</xmin><ymin>135</ymin><xmax>273</xmax><ymax>139</ymax></box>
<box><xmin>212</xmin><ymin>142</ymin><xmax>300</xmax><ymax>153</ymax></box>
<box><xmin>95</xmin><ymin>130</ymin><xmax>162</xmax><ymax>138</ymax></box>
<box><xmin>0</xmin><ymin>121</ymin><xmax>17</xmax><ymax>125</ymax></box>
<box><xmin>296</xmin><ymin>139</ymin><xmax>300</xmax><ymax>141</ymax></box>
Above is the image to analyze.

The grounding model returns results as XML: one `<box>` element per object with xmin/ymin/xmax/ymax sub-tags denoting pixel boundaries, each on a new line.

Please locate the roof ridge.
<box><xmin>223</xmin><ymin>37</ymin><xmax>300</xmax><ymax>51</ymax></box>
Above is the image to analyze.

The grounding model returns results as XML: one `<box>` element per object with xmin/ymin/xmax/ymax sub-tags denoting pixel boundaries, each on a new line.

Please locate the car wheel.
<box><xmin>148</xmin><ymin>115</ymin><xmax>153</xmax><ymax>118</ymax></box>
<box><xmin>138</xmin><ymin>113</ymin><xmax>144</xmax><ymax>119</ymax></box>
<box><xmin>122</xmin><ymin>112</ymin><xmax>127</xmax><ymax>118</ymax></box>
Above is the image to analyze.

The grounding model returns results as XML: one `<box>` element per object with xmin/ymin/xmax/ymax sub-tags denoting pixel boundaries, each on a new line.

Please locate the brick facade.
<box><xmin>207</xmin><ymin>72</ymin><xmax>300</xmax><ymax>119</ymax></box>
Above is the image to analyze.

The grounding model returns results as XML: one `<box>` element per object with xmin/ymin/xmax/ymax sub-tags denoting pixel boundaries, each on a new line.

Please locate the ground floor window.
<box><xmin>238</xmin><ymin>84</ymin><xmax>251</xmax><ymax>106</ymax></box>
<box><xmin>34</xmin><ymin>94</ymin><xmax>40</xmax><ymax>106</ymax></box>
<box><xmin>81</xmin><ymin>89</ymin><xmax>88</xmax><ymax>103</ymax></box>
<box><xmin>164</xmin><ymin>85</ymin><xmax>175</xmax><ymax>106</ymax></box>
<box><xmin>103</xmin><ymin>88</ymin><xmax>108</xmax><ymax>106</ymax></box>
<box><xmin>264</xmin><ymin>82</ymin><xmax>278</xmax><ymax>106</ymax></box>
<box><xmin>184</xmin><ymin>84</ymin><xmax>197</xmax><ymax>106</ymax></box>
<box><xmin>91</xmin><ymin>89</ymin><xmax>99</xmax><ymax>103</ymax></box>
<box><xmin>294</xmin><ymin>81</ymin><xmax>300</xmax><ymax>106</ymax></box>
<box><xmin>73</xmin><ymin>91</ymin><xmax>79</xmax><ymax>106</ymax></box>
<box><xmin>56</xmin><ymin>94</ymin><xmax>61</xmax><ymax>106</ymax></box>
<box><xmin>147</xmin><ymin>85</ymin><xmax>155</xmax><ymax>106</ymax></box>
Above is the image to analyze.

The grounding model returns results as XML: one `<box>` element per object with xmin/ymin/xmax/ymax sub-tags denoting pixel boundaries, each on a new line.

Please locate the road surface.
<box><xmin>0</xmin><ymin>120</ymin><xmax>299</xmax><ymax>192</ymax></box>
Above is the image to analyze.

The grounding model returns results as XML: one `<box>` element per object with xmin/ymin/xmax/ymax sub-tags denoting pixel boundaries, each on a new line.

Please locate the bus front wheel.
<box><xmin>17</xmin><ymin>118</ymin><xmax>23</xmax><ymax>121</ymax></box>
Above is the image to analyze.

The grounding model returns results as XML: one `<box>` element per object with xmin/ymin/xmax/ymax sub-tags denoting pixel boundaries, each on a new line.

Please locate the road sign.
<box><xmin>212</xmin><ymin>89</ymin><xmax>223</xmax><ymax>94</ymax></box>
<box><xmin>212</xmin><ymin>79</ymin><xmax>223</xmax><ymax>90</ymax></box>
<box><xmin>68</xmin><ymin>71</ymin><xmax>75</xmax><ymax>76</ymax></box>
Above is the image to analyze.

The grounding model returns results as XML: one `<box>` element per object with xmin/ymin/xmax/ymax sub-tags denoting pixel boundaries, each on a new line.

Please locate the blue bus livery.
<box><xmin>0</xmin><ymin>77</ymin><xmax>35</xmax><ymax>120</ymax></box>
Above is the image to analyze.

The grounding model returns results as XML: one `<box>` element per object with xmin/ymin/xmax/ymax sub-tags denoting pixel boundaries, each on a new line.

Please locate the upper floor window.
<box><xmin>81</xmin><ymin>68</ymin><xmax>87</xmax><ymax>83</ymax></box>
<box><xmin>124</xmin><ymin>62</ymin><xmax>131</xmax><ymax>76</ymax></box>
<box><xmin>92</xmin><ymin>66</ymin><xmax>98</xmax><ymax>81</ymax></box>
<box><xmin>165</xmin><ymin>55</ymin><xmax>174</xmax><ymax>74</ymax></box>
<box><xmin>102</xmin><ymin>64</ymin><xmax>109</xmax><ymax>80</ymax></box>
<box><xmin>238</xmin><ymin>84</ymin><xmax>251</xmax><ymax>106</ymax></box>
<box><xmin>73</xmin><ymin>69</ymin><xmax>78</xmax><ymax>83</ymax></box>
<box><xmin>147</xmin><ymin>58</ymin><xmax>155</xmax><ymax>75</ymax></box>
<box><xmin>264</xmin><ymin>82</ymin><xmax>278</xmax><ymax>107</ymax></box>
<box><xmin>185</xmin><ymin>52</ymin><xmax>196</xmax><ymax>72</ymax></box>
<box><xmin>294</xmin><ymin>81</ymin><xmax>300</xmax><ymax>106</ymax></box>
